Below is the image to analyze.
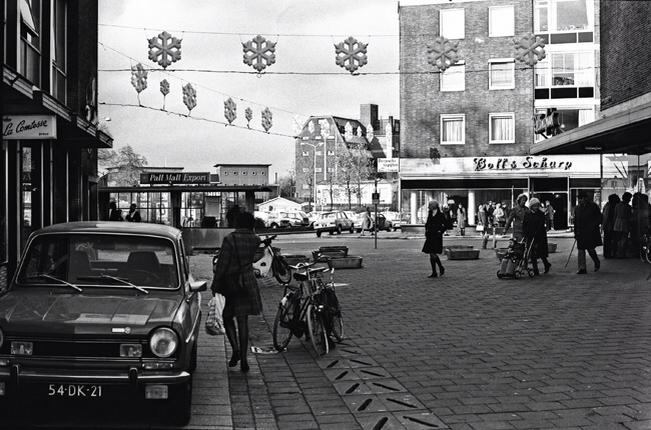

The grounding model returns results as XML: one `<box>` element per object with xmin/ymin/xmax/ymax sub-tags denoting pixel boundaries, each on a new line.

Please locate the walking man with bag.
<box><xmin>574</xmin><ymin>192</ymin><xmax>602</xmax><ymax>274</ymax></box>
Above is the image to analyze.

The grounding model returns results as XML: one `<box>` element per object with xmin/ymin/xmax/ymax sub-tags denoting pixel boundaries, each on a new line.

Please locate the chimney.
<box><xmin>360</xmin><ymin>104</ymin><xmax>379</xmax><ymax>132</ymax></box>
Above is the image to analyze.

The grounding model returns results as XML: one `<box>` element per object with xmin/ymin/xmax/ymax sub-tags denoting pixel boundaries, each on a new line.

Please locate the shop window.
<box><xmin>551</xmin><ymin>52</ymin><xmax>593</xmax><ymax>86</ymax></box>
<box><xmin>19</xmin><ymin>0</ymin><xmax>42</xmax><ymax>86</ymax></box>
<box><xmin>440</xmin><ymin>8</ymin><xmax>465</xmax><ymax>40</ymax></box>
<box><xmin>535</xmin><ymin>0</ymin><xmax>591</xmax><ymax>32</ymax></box>
<box><xmin>488</xmin><ymin>59</ymin><xmax>515</xmax><ymax>90</ymax></box>
<box><xmin>440</xmin><ymin>114</ymin><xmax>465</xmax><ymax>145</ymax></box>
<box><xmin>440</xmin><ymin>62</ymin><xmax>465</xmax><ymax>92</ymax></box>
<box><xmin>51</xmin><ymin>0</ymin><xmax>66</xmax><ymax>103</ymax></box>
<box><xmin>489</xmin><ymin>5</ymin><xmax>514</xmax><ymax>37</ymax></box>
<box><xmin>489</xmin><ymin>113</ymin><xmax>515</xmax><ymax>144</ymax></box>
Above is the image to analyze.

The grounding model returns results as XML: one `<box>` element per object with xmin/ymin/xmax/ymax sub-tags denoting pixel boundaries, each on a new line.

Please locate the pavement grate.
<box><xmin>317</xmin><ymin>356</ymin><xmax>379</xmax><ymax>369</ymax></box>
<box><xmin>334</xmin><ymin>379</ymin><xmax>408</xmax><ymax>395</ymax></box>
<box><xmin>396</xmin><ymin>412</ymin><xmax>449</xmax><ymax>429</ymax></box>
<box><xmin>357</xmin><ymin>413</ymin><xmax>408</xmax><ymax>430</ymax></box>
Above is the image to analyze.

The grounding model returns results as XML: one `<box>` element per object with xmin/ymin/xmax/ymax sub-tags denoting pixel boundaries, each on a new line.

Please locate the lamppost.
<box><xmin>301</xmin><ymin>140</ymin><xmax>323</xmax><ymax>212</ymax></box>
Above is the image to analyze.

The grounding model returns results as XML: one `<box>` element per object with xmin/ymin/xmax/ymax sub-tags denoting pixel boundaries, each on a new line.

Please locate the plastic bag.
<box><xmin>205</xmin><ymin>294</ymin><xmax>226</xmax><ymax>335</ymax></box>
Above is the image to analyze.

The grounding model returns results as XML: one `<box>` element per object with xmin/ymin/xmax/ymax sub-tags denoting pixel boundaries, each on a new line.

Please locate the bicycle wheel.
<box><xmin>330</xmin><ymin>311</ymin><xmax>344</xmax><ymax>342</ymax></box>
<box><xmin>306</xmin><ymin>304</ymin><xmax>329</xmax><ymax>356</ymax></box>
<box><xmin>272</xmin><ymin>295</ymin><xmax>295</xmax><ymax>351</ymax></box>
<box><xmin>273</xmin><ymin>255</ymin><xmax>292</xmax><ymax>285</ymax></box>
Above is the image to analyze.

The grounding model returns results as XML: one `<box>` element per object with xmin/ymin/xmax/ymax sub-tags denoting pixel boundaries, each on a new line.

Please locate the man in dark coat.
<box><xmin>523</xmin><ymin>198</ymin><xmax>551</xmax><ymax>275</ymax></box>
<box><xmin>574</xmin><ymin>192</ymin><xmax>602</xmax><ymax>274</ymax></box>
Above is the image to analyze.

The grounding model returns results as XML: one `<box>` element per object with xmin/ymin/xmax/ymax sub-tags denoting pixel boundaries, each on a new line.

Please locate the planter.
<box><xmin>318</xmin><ymin>246</ymin><xmax>349</xmax><ymax>257</ymax></box>
<box><xmin>495</xmin><ymin>248</ymin><xmax>509</xmax><ymax>261</ymax></box>
<box><xmin>328</xmin><ymin>256</ymin><xmax>363</xmax><ymax>269</ymax></box>
<box><xmin>447</xmin><ymin>249</ymin><xmax>480</xmax><ymax>260</ymax></box>
<box><xmin>547</xmin><ymin>243</ymin><xmax>558</xmax><ymax>254</ymax></box>
<box><xmin>282</xmin><ymin>254</ymin><xmax>309</xmax><ymax>266</ymax></box>
<box><xmin>312</xmin><ymin>250</ymin><xmax>346</xmax><ymax>262</ymax></box>
<box><xmin>444</xmin><ymin>245</ymin><xmax>474</xmax><ymax>256</ymax></box>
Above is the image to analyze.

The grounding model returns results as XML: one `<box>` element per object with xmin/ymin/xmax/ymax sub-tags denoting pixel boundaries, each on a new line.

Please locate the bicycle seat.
<box><xmin>293</xmin><ymin>272</ymin><xmax>309</xmax><ymax>282</ymax></box>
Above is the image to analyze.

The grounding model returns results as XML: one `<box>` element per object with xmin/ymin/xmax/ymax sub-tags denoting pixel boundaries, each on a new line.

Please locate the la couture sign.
<box><xmin>473</xmin><ymin>156</ymin><xmax>573</xmax><ymax>171</ymax></box>
<box><xmin>141</xmin><ymin>172</ymin><xmax>210</xmax><ymax>185</ymax></box>
<box><xmin>3</xmin><ymin>115</ymin><xmax>57</xmax><ymax>140</ymax></box>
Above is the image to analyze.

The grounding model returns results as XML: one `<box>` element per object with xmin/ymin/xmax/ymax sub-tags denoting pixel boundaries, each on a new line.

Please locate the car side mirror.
<box><xmin>190</xmin><ymin>281</ymin><xmax>207</xmax><ymax>292</ymax></box>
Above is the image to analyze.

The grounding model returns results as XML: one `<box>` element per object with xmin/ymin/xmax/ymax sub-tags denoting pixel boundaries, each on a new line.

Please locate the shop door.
<box><xmin>536</xmin><ymin>192</ymin><xmax>568</xmax><ymax>230</ymax></box>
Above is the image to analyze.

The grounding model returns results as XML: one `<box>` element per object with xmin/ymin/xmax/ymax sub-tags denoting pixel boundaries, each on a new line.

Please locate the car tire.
<box><xmin>336</xmin><ymin>225</ymin><xmax>342</xmax><ymax>235</ymax></box>
<box><xmin>270</xmin><ymin>223</ymin><xmax>279</xmax><ymax>229</ymax></box>
<box><xmin>316</xmin><ymin>230</ymin><xmax>322</xmax><ymax>238</ymax></box>
<box><xmin>170</xmin><ymin>380</ymin><xmax>193</xmax><ymax>425</ymax></box>
<box><xmin>349</xmin><ymin>225</ymin><xmax>354</xmax><ymax>234</ymax></box>
<box><xmin>189</xmin><ymin>340</ymin><xmax>198</xmax><ymax>372</ymax></box>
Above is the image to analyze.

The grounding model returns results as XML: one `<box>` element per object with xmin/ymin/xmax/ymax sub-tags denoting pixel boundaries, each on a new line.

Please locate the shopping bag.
<box><xmin>205</xmin><ymin>294</ymin><xmax>226</xmax><ymax>335</ymax></box>
<box><xmin>476</xmin><ymin>224</ymin><xmax>484</xmax><ymax>232</ymax></box>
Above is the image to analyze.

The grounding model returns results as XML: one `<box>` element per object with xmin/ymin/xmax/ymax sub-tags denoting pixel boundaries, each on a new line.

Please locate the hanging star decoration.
<box><xmin>426</xmin><ymin>36</ymin><xmax>460</xmax><ymax>72</ymax></box>
<box><xmin>334</xmin><ymin>37</ymin><xmax>368</xmax><ymax>74</ymax></box>
<box><xmin>242</xmin><ymin>35</ymin><xmax>277</xmax><ymax>73</ymax></box>
<box><xmin>130</xmin><ymin>63</ymin><xmax>148</xmax><ymax>105</ymax></box>
<box><xmin>148</xmin><ymin>31</ymin><xmax>182</xmax><ymax>69</ymax></box>
<box><xmin>159</xmin><ymin>79</ymin><xmax>170</xmax><ymax>110</ymax></box>
<box><xmin>514</xmin><ymin>34</ymin><xmax>546</xmax><ymax>67</ymax></box>
<box><xmin>245</xmin><ymin>107</ymin><xmax>253</xmax><ymax>128</ymax></box>
<box><xmin>261</xmin><ymin>107</ymin><xmax>273</xmax><ymax>132</ymax></box>
<box><xmin>182</xmin><ymin>83</ymin><xmax>197</xmax><ymax>115</ymax></box>
<box><xmin>224</xmin><ymin>97</ymin><xmax>237</xmax><ymax>125</ymax></box>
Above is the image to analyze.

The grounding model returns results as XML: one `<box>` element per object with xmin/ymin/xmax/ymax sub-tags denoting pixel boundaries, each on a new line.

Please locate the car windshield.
<box><xmin>17</xmin><ymin>234</ymin><xmax>179</xmax><ymax>289</ymax></box>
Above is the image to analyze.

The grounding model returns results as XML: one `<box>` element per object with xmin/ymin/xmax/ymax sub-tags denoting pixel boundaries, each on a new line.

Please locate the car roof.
<box><xmin>35</xmin><ymin>221</ymin><xmax>182</xmax><ymax>240</ymax></box>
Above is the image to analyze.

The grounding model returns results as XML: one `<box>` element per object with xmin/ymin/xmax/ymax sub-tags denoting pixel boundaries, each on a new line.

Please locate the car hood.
<box><xmin>0</xmin><ymin>289</ymin><xmax>180</xmax><ymax>336</ymax></box>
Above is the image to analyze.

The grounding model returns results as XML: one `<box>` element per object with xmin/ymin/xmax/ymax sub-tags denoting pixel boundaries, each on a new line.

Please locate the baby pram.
<box><xmin>497</xmin><ymin>238</ymin><xmax>536</xmax><ymax>279</ymax></box>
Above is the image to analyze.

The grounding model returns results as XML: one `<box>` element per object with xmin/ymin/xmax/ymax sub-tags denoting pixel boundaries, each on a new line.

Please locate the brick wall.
<box><xmin>600</xmin><ymin>1</ymin><xmax>651</xmax><ymax>110</ymax></box>
<box><xmin>399</xmin><ymin>0</ymin><xmax>534</xmax><ymax>159</ymax></box>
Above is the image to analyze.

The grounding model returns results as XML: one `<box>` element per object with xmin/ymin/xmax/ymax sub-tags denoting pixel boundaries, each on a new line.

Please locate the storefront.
<box><xmin>400</xmin><ymin>155</ymin><xmax>625</xmax><ymax>228</ymax></box>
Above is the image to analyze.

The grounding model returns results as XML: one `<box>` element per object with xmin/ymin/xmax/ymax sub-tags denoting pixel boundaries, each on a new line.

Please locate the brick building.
<box><xmin>398</xmin><ymin>0</ymin><xmax>609</xmax><ymax>228</ymax></box>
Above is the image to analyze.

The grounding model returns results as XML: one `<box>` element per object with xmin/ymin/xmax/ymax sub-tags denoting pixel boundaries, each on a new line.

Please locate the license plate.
<box><xmin>47</xmin><ymin>384</ymin><xmax>103</xmax><ymax>398</ymax></box>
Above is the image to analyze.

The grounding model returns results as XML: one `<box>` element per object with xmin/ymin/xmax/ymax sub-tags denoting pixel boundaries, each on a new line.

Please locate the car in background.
<box><xmin>0</xmin><ymin>222</ymin><xmax>205</xmax><ymax>425</ymax></box>
<box><xmin>266</xmin><ymin>211</ymin><xmax>310</xmax><ymax>229</ymax></box>
<box><xmin>355</xmin><ymin>212</ymin><xmax>392</xmax><ymax>233</ymax></box>
<box><xmin>314</xmin><ymin>211</ymin><xmax>355</xmax><ymax>237</ymax></box>
<box><xmin>382</xmin><ymin>211</ymin><xmax>403</xmax><ymax>231</ymax></box>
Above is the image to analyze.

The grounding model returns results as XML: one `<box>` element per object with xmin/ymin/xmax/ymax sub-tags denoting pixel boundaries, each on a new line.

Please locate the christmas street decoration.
<box><xmin>242</xmin><ymin>35</ymin><xmax>276</xmax><ymax>73</ymax></box>
<box><xmin>366</xmin><ymin>123</ymin><xmax>374</xmax><ymax>142</ymax></box>
<box><xmin>224</xmin><ymin>97</ymin><xmax>237</xmax><ymax>125</ymax></box>
<box><xmin>261</xmin><ymin>107</ymin><xmax>273</xmax><ymax>132</ymax></box>
<box><xmin>344</xmin><ymin>122</ymin><xmax>354</xmax><ymax>141</ymax></box>
<box><xmin>245</xmin><ymin>107</ymin><xmax>253</xmax><ymax>128</ymax></box>
<box><xmin>160</xmin><ymin>79</ymin><xmax>170</xmax><ymax>110</ymax></box>
<box><xmin>130</xmin><ymin>63</ymin><xmax>148</xmax><ymax>105</ymax></box>
<box><xmin>427</xmin><ymin>36</ymin><xmax>460</xmax><ymax>72</ymax></box>
<box><xmin>514</xmin><ymin>34</ymin><xmax>546</xmax><ymax>67</ymax></box>
<box><xmin>182</xmin><ymin>83</ymin><xmax>197</xmax><ymax>115</ymax></box>
<box><xmin>148</xmin><ymin>31</ymin><xmax>182</xmax><ymax>69</ymax></box>
<box><xmin>334</xmin><ymin>37</ymin><xmax>368</xmax><ymax>74</ymax></box>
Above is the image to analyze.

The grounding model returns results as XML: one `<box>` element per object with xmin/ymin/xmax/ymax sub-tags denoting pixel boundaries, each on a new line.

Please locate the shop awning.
<box><xmin>530</xmin><ymin>100</ymin><xmax>651</xmax><ymax>155</ymax></box>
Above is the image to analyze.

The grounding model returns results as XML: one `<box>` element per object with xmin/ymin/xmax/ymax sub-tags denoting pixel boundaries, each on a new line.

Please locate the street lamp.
<box><xmin>301</xmin><ymin>140</ymin><xmax>323</xmax><ymax>212</ymax></box>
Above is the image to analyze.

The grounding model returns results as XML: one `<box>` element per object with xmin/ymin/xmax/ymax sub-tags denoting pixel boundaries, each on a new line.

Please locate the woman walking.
<box><xmin>602</xmin><ymin>194</ymin><xmax>620</xmax><ymax>258</ymax></box>
<box><xmin>613</xmin><ymin>192</ymin><xmax>632</xmax><ymax>258</ymax></box>
<box><xmin>523</xmin><ymin>198</ymin><xmax>551</xmax><ymax>275</ymax></box>
<box><xmin>211</xmin><ymin>211</ymin><xmax>262</xmax><ymax>373</ymax></box>
<box><xmin>457</xmin><ymin>204</ymin><xmax>467</xmax><ymax>236</ymax></box>
<box><xmin>422</xmin><ymin>201</ymin><xmax>448</xmax><ymax>278</ymax></box>
<box><xmin>360</xmin><ymin>207</ymin><xmax>372</xmax><ymax>236</ymax></box>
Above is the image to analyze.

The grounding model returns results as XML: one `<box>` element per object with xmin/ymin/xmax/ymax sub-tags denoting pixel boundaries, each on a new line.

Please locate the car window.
<box><xmin>17</xmin><ymin>234</ymin><xmax>179</xmax><ymax>289</ymax></box>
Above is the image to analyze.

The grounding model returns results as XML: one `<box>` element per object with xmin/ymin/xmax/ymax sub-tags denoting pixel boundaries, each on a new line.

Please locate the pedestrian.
<box><xmin>544</xmin><ymin>200</ymin><xmax>555</xmax><ymax>231</ymax></box>
<box><xmin>360</xmin><ymin>207</ymin><xmax>372</xmax><ymax>236</ymax></box>
<box><xmin>108</xmin><ymin>202</ymin><xmax>123</xmax><ymax>221</ymax></box>
<box><xmin>505</xmin><ymin>194</ymin><xmax>529</xmax><ymax>241</ymax></box>
<box><xmin>494</xmin><ymin>203</ymin><xmax>505</xmax><ymax>228</ymax></box>
<box><xmin>613</xmin><ymin>192</ymin><xmax>632</xmax><ymax>258</ymax></box>
<box><xmin>601</xmin><ymin>194</ymin><xmax>620</xmax><ymax>258</ymax></box>
<box><xmin>457</xmin><ymin>204</ymin><xmax>466</xmax><ymax>236</ymax></box>
<box><xmin>523</xmin><ymin>198</ymin><xmax>551</xmax><ymax>275</ymax></box>
<box><xmin>574</xmin><ymin>192</ymin><xmax>602</xmax><ymax>274</ymax></box>
<box><xmin>125</xmin><ymin>203</ymin><xmax>141</xmax><ymax>222</ymax></box>
<box><xmin>422</xmin><ymin>201</ymin><xmax>448</xmax><ymax>278</ymax></box>
<box><xmin>226</xmin><ymin>204</ymin><xmax>241</xmax><ymax>228</ymax></box>
<box><xmin>210</xmin><ymin>211</ymin><xmax>262</xmax><ymax>373</ymax></box>
<box><xmin>632</xmin><ymin>193</ymin><xmax>650</xmax><ymax>253</ymax></box>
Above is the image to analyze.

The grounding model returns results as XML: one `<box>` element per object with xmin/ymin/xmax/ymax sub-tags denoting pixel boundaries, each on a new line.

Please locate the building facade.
<box><xmin>2</xmin><ymin>0</ymin><xmax>112</xmax><ymax>282</ymax></box>
<box><xmin>398</xmin><ymin>0</ymin><xmax>609</xmax><ymax>228</ymax></box>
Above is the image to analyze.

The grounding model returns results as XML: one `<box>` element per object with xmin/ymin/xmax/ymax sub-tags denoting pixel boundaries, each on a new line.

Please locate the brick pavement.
<box><xmin>187</xmin><ymin>234</ymin><xmax>651</xmax><ymax>430</ymax></box>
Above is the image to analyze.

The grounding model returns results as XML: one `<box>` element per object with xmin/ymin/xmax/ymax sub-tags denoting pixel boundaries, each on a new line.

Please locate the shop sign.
<box><xmin>3</xmin><ymin>115</ymin><xmax>57</xmax><ymax>140</ymax></box>
<box><xmin>377</xmin><ymin>158</ymin><xmax>399</xmax><ymax>173</ymax></box>
<box><xmin>140</xmin><ymin>172</ymin><xmax>210</xmax><ymax>184</ymax></box>
<box><xmin>473</xmin><ymin>156</ymin><xmax>573</xmax><ymax>171</ymax></box>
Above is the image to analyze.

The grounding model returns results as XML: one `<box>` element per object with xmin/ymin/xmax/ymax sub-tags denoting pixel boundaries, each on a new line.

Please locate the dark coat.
<box><xmin>422</xmin><ymin>210</ymin><xmax>448</xmax><ymax>254</ymax></box>
<box><xmin>523</xmin><ymin>209</ymin><xmax>548</xmax><ymax>258</ymax></box>
<box><xmin>574</xmin><ymin>201</ymin><xmax>602</xmax><ymax>249</ymax></box>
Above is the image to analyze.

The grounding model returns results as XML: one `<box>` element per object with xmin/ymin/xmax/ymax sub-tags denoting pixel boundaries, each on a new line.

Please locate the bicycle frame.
<box><xmin>253</xmin><ymin>242</ymin><xmax>275</xmax><ymax>278</ymax></box>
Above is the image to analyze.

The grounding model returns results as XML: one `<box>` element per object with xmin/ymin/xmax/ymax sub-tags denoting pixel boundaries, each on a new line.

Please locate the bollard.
<box><xmin>492</xmin><ymin>226</ymin><xmax>498</xmax><ymax>249</ymax></box>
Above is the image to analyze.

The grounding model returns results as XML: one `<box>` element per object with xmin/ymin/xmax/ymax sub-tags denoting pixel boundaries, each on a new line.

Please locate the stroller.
<box><xmin>497</xmin><ymin>238</ymin><xmax>537</xmax><ymax>279</ymax></box>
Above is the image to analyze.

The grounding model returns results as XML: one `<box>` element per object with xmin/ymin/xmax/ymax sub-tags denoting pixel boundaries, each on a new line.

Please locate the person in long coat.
<box><xmin>523</xmin><ymin>198</ymin><xmax>551</xmax><ymax>275</ymax></box>
<box><xmin>422</xmin><ymin>201</ymin><xmax>448</xmax><ymax>278</ymax></box>
<box><xmin>574</xmin><ymin>192</ymin><xmax>602</xmax><ymax>274</ymax></box>
<box><xmin>613</xmin><ymin>192</ymin><xmax>632</xmax><ymax>258</ymax></box>
<box><xmin>211</xmin><ymin>211</ymin><xmax>262</xmax><ymax>372</ymax></box>
<box><xmin>601</xmin><ymin>194</ymin><xmax>620</xmax><ymax>258</ymax></box>
<box><xmin>505</xmin><ymin>194</ymin><xmax>529</xmax><ymax>241</ymax></box>
<box><xmin>457</xmin><ymin>204</ymin><xmax>466</xmax><ymax>236</ymax></box>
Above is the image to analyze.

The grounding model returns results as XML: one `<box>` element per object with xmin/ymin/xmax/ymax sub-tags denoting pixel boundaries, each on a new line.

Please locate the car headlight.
<box><xmin>149</xmin><ymin>328</ymin><xmax>179</xmax><ymax>358</ymax></box>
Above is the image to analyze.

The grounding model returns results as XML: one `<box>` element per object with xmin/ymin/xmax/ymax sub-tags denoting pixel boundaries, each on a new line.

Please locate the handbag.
<box><xmin>204</xmin><ymin>294</ymin><xmax>226</xmax><ymax>335</ymax></box>
<box><xmin>213</xmin><ymin>235</ymin><xmax>246</xmax><ymax>297</ymax></box>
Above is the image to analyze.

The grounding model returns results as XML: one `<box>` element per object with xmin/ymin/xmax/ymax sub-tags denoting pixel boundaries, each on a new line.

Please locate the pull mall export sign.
<box><xmin>140</xmin><ymin>172</ymin><xmax>210</xmax><ymax>185</ymax></box>
<box><xmin>3</xmin><ymin>115</ymin><xmax>57</xmax><ymax>139</ymax></box>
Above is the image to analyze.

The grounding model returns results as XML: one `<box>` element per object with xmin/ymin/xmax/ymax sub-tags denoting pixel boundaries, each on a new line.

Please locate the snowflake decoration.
<box><xmin>426</xmin><ymin>36</ymin><xmax>460</xmax><ymax>72</ymax></box>
<box><xmin>261</xmin><ymin>107</ymin><xmax>273</xmax><ymax>132</ymax></box>
<box><xmin>514</xmin><ymin>34</ymin><xmax>546</xmax><ymax>67</ymax></box>
<box><xmin>130</xmin><ymin>63</ymin><xmax>148</xmax><ymax>105</ymax></box>
<box><xmin>148</xmin><ymin>31</ymin><xmax>182</xmax><ymax>69</ymax></box>
<box><xmin>334</xmin><ymin>37</ymin><xmax>368</xmax><ymax>74</ymax></box>
<box><xmin>160</xmin><ymin>79</ymin><xmax>170</xmax><ymax>110</ymax></box>
<box><xmin>182</xmin><ymin>83</ymin><xmax>197</xmax><ymax>115</ymax></box>
<box><xmin>242</xmin><ymin>35</ymin><xmax>276</xmax><ymax>73</ymax></box>
<box><xmin>224</xmin><ymin>97</ymin><xmax>237</xmax><ymax>125</ymax></box>
<box><xmin>245</xmin><ymin>107</ymin><xmax>253</xmax><ymax>128</ymax></box>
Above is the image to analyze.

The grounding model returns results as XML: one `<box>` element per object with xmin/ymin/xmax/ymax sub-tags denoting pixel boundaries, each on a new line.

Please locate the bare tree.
<box><xmin>278</xmin><ymin>167</ymin><xmax>296</xmax><ymax>198</ymax></box>
<box><xmin>98</xmin><ymin>145</ymin><xmax>148</xmax><ymax>186</ymax></box>
<box><xmin>336</xmin><ymin>145</ymin><xmax>372</xmax><ymax>209</ymax></box>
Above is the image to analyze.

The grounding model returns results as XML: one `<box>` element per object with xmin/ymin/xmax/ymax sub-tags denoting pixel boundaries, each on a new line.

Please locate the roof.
<box><xmin>214</xmin><ymin>164</ymin><xmax>271</xmax><ymax>167</ymax></box>
<box><xmin>259</xmin><ymin>196</ymin><xmax>303</xmax><ymax>206</ymax></box>
<box><xmin>35</xmin><ymin>222</ymin><xmax>181</xmax><ymax>240</ymax></box>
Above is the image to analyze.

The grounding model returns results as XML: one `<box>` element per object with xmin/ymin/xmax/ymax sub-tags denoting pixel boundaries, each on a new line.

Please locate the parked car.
<box><xmin>267</xmin><ymin>211</ymin><xmax>309</xmax><ymax>229</ymax></box>
<box><xmin>313</xmin><ymin>211</ymin><xmax>355</xmax><ymax>237</ymax></box>
<box><xmin>382</xmin><ymin>211</ymin><xmax>403</xmax><ymax>231</ymax></box>
<box><xmin>355</xmin><ymin>213</ymin><xmax>392</xmax><ymax>233</ymax></box>
<box><xmin>0</xmin><ymin>222</ymin><xmax>205</xmax><ymax>425</ymax></box>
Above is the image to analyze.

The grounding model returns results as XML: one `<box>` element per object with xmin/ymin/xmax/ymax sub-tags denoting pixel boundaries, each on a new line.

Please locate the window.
<box><xmin>440</xmin><ymin>114</ymin><xmax>465</xmax><ymax>145</ymax></box>
<box><xmin>327</xmin><ymin>150</ymin><xmax>335</xmax><ymax>156</ymax></box>
<box><xmin>489</xmin><ymin>59</ymin><xmax>515</xmax><ymax>89</ymax></box>
<box><xmin>233</xmin><ymin>171</ymin><xmax>238</xmax><ymax>175</ymax></box>
<box><xmin>302</xmin><ymin>151</ymin><xmax>309</xmax><ymax>156</ymax></box>
<box><xmin>535</xmin><ymin>59</ymin><xmax>549</xmax><ymax>87</ymax></box>
<box><xmin>489</xmin><ymin>5</ymin><xmax>514</xmax><ymax>37</ymax></box>
<box><xmin>440</xmin><ymin>62</ymin><xmax>465</xmax><ymax>92</ymax></box>
<box><xmin>261</xmin><ymin>171</ymin><xmax>266</xmax><ymax>175</ymax></box>
<box><xmin>252</xmin><ymin>172</ymin><xmax>257</xmax><ymax>176</ymax></box>
<box><xmin>51</xmin><ymin>0</ymin><xmax>66</xmax><ymax>102</ymax></box>
<box><xmin>489</xmin><ymin>113</ymin><xmax>515</xmax><ymax>144</ymax></box>
<box><xmin>440</xmin><ymin>9</ymin><xmax>465</xmax><ymax>39</ymax></box>
<box><xmin>534</xmin><ymin>0</ymin><xmax>591</xmax><ymax>33</ymax></box>
<box><xmin>551</xmin><ymin>52</ymin><xmax>593</xmax><ymax>86</ymax></box>
<box><xmin>19</xmin><ymin>0</ymin><xmax>41</xmax><ymax>85</ymax></box>
<box><xmin>241</xmin><ymin>171</ymin><xmax>247</xmax><ymax>175</ymax></box>
<box><xmin>315</xmin><ymin>168</ymin><xmax>323</xmax><ymax>173</ymax></box>
<box><xmin>534</xmin><ymin>107</ymin><xmax>594</xmax><ymax>141</ymax></box>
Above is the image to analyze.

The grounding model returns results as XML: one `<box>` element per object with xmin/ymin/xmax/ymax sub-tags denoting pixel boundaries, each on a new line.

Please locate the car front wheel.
<box><xmin>316</xmin><ymin>230</ymin><xmax>322</xmax><ymax>238</ymax></box>
<box><xmin>169</xmin><ymin>380</ymin><xmax>192</xmax><ymax>425</ymax></box>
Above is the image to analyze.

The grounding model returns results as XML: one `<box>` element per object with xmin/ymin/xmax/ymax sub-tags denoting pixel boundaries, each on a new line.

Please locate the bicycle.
<box><xmin>272</xmin><ymin>261</ymin><xmax>345</xmax><ymax>355</ymax></box>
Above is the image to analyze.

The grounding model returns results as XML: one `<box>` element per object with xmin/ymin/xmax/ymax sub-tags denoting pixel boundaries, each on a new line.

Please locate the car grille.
<box><xmin>1</xmin><ymin>338</ymin><xmax>152</xmax><ymax>358</ymax></box>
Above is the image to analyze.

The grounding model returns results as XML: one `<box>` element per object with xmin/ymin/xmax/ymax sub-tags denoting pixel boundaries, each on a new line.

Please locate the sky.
<box><xmin>98</xmin><ymin>0</ymin><xmax>401</xmax><ymax>179</ymax></box>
